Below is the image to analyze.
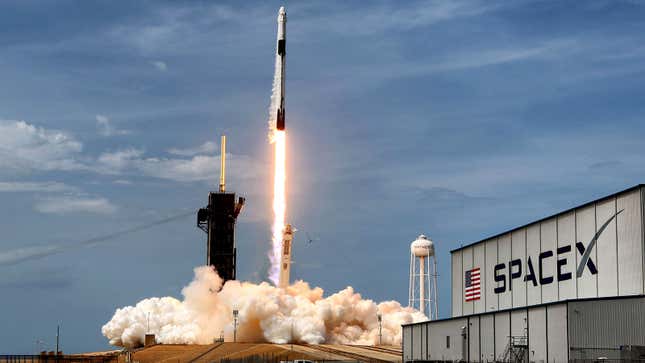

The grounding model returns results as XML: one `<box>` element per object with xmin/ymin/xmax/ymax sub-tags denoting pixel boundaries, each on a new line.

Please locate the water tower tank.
<box><xmin>410</xmin><ymin>234</ymin><xmax>434</xmax><ymax>257</ymax></box>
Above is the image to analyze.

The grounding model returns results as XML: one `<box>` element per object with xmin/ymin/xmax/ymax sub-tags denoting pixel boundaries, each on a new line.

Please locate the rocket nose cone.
<box><xmin>279</xmin><ymin>6</ymin><xmax>286</xmax><ymax>15</ymax></box>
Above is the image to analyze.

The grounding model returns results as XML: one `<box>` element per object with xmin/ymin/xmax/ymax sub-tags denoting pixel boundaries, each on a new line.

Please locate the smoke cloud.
<box><xmin>102</xmin><ymin>266</ymin><xmax>426</xmax><ymax>348</ymax></box>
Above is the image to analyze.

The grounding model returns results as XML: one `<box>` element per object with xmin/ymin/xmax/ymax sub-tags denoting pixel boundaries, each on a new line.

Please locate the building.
<box><xmin>403</xmin><ymin>185</ymin><xmax>645</xmax><ymax>362</ymax></box>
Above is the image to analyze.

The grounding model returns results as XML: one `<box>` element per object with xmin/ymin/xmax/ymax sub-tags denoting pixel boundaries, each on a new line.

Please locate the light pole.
<box><xmin>377</xmin><ymin>314</ymin><xmax>382</xmax><ymax>346</ymax></box>
<box><xmin>56</xmin><ymin>324</ymin><xmax>60</xmax><ymax>354</ymax></box>
<box><xmin>233</xmin><ymin>310</ymin><xmax>239</xmax><ymax>343</ymax></box>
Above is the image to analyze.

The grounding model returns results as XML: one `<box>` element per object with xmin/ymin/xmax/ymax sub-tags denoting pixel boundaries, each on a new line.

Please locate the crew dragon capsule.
<box><xmin>275</xmin><ymin>6</ymin><xmax>287</xmax><ymax>131</ymax></box>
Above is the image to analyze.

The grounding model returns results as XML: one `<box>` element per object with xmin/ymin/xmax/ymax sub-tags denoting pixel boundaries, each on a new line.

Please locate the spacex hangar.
<box><xmin>403</xmin><ymin>185</ymin><xmax>645</xmax><ymax>362</ymax></box>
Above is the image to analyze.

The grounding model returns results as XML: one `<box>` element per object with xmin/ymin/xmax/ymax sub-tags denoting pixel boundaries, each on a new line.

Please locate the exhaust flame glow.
<box><xmin>269</xmin><ymin>130</ymin><xmax>286</xmax><ymax>285</ymax></box>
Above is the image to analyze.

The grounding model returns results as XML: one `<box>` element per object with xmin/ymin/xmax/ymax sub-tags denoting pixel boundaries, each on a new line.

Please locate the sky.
<box><xmin>1</xmin><ymin>0</ymin><xmax>645</xmax><ymax>354</ymax></box>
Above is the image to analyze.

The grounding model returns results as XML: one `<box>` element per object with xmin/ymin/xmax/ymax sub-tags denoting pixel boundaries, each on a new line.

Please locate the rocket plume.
<box><xmin>268</xmin><ymin>6</ymin><xmax>287</xmax><ymax>285</ymax></box>
<box><xmin>269</xmin><ymin>130</ymin><xmax>286</xmax><ymax>285</ymax></box>
<box><xmin>102</xmin><ymin>266</ymin><xmax>427</xmax><ymax>347</ymax></box>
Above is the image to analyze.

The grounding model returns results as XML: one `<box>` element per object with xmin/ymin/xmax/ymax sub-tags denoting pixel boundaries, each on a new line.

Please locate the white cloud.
<box><xmin>151</xmin><ymin>60</ymin><xmax>168</xmax><ymax>71</ymax></box>
<box><xmin>0</xmin><ymin>120</ymin><xmax>83</xmax><ymax>173</ymax></box>
<box><xmin>301</xmin><ymin>1</ymin><xmax>499</xmax><ymax>35</ymax></box>
<box><xmin>35</xmin><ymin>196</ymin><xmax>117</xmax><ymax>215</ymax></box>
<box><xmin>0</xmin><ymin>181</ymin><xmax>76</xmax><ymax>193</ymax></box>
<box><xmin>0</xmin><ymin>119</ymin><xmax>258</xmax><ymax>184</ymax></box>
<box><xmin>97</xmin><ymin>148</ymin><xmax>144</xmax><ymax>173</ymax></box>
<box><xmin>96</xmin><ymin>115</ymin><xmax>131</xmax><ymax>137</ymax></box>
<box><xmin>97</xmin><ymin>149</ymin><xmax>260</xmax><ymax>182</ymax></box>
<box><xmin>167</xmin><ymin>141</ymin><xmax>218</xmax><ymax>156</ymax></box>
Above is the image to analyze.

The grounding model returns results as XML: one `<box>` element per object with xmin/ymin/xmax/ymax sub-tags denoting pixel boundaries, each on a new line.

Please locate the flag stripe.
<box><xmin>464</xmin><ymin>267</ymin><xmax>481</xmax><ymax>302</ymax></box>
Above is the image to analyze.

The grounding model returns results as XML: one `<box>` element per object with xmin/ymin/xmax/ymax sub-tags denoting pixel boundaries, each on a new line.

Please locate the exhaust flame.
<box><xmin>268</xmin><ymin>27</ymin><xmax>286</xmax><ymax>285</ymax></box>
<box><xmin>269</xmin><ymin>130</ymin><xmax>286</xmax><ymax>285</ymax></box>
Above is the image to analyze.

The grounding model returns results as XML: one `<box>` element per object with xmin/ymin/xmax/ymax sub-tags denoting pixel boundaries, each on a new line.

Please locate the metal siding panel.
<box><xmin>498</xmin><ymin>234</ymin><xmax>512</xmax><ymax>309</ymax></box>
<box><xmin>576</xmin><ymin>204</ymin><xmax>598</xmax><ymax>298</ymax></box>
<box><xmin>462</xmin><ymin>247</ymin><xmax>474</xmax><ymax>315</ymax></box>
<box><xmin>526</xmin><ymin>224</ymin><xmax>542</xmax><ymax>306</ymax></box>
<box><xmin>596</xmin><ymin>197</ymin><xmax>618</xmax><ymax>297</ymax></box>
<box><xmin>510</xmin><ymin>309</ymin><xmax>527</xmax><ymax>338</ymax></box>
<box><xmin>540</xmin><ymin>219</ymin><xmax>558</xmax><ymax>303</ymax></box>
<box><xmin>427</xmin><ymin>318</ymin><xmax>467</xmax><ymax>361</ymax></box>
<box><xmin>403</xmin><ymin>325</ymin><xmax>413</xmax><ymax>361</ymax></box>
<box><xmin>485</xmin><ymin>239</ymin><xmax>499</xmax><ymax>312</ymax></box>
<box><xmin>511</xmin><ymin>229</ymin><xmax>527</xmax><ymax>308</ymax></box>
<box><xmin>617</xmin><ymin>190</ymin><xmax>643</xmax><ymax>295</ymax></box>
<box><xmin>469</xmin><ymin>316</ymin><xmax>480</xmax><ymax>362</ymax></box>
<box><xmin>557</xmin><ymin>211</ymin><xmax>577</xmax><ymax>301</ymax></box>
<box><xmin>528</xmin><ymin>306</ymin><xmax>547</xmax><ymax>363</ymax></box>
<box><xmin>546</xmin><ymin>303</ymin><xmax>568</xmax><ymax>363</ymax></box>
<box><xmin>643</xmin><ymin>187</ymin><xmax>645</xmax><ymax>295</ymax></box>
<box><xmin>452</xmin><ymin>251</ymin><xmax>463</xmax><ymax>317</ymax></box>
<box><xmin>494</xmin><ymin>312</ymin><xmax>510</xmax><ymax>361</ymax></box>
<box><xmin>480</xmin><ymin>314</ymin><xmax>495</xmax><ymax>362</ymax></box>
<box><xmin>473</xmin><ymin>243</ymin><xmax>486</xmax><ymax>314</ymax></box>
<box><xmin>568</xmin><ymin>297</ymin><xmax>645</xmax><ymax>351</ymax></box>
<box><xmin>412</xmin><ymin>324</ymin><xmax>423</xmax><ymax>359</ymax></box>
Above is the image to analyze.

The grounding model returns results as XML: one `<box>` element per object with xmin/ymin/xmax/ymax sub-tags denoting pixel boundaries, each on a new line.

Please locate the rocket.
<box><xmin>275</xmin><ymin>6</ymin><xmax>287</xmax><ymax>131</ymax></box>
<box><xmin>278</xmin><ymin>223</ymin><xmax>294</xmax><ymax>288</ymax></box>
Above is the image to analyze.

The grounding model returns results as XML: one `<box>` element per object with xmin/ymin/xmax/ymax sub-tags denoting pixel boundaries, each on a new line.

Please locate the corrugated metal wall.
<box><xmin>452</xmin><ymin>187</ymin><xmax>644</xmax><ymax>317</ymax></box>
<box><xmin>568</xmin><ymin>297</ymin><xmax>645</xmax><ymax>351</ymax></box>
<box><xmin>404</xmin><ymin>302</ymin><xmax>571</xmax><ymax>362</ymax></box>
<box><xmin>405</xmin><ymin>296</ymin><xmax>645</xmax><ymax>362</ymax></box>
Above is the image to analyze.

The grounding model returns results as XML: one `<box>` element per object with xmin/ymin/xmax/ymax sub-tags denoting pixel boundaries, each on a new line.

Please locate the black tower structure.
<box><xmin>197</xmin><ymin>136</ymin><xmax>244</xmax><ymax>282</ymax></box>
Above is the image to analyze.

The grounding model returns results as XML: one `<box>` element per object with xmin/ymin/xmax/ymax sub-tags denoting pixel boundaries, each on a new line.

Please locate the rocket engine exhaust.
<box><xmin>268</xmin><ymin>6</ymin><xmax>288</xmax><ymax>285</ymax></box>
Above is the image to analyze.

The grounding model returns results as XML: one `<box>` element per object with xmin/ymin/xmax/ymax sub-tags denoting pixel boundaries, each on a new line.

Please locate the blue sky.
<box><xmin>1</xmin><ymin>0</ymin><xmax>645</xmax><ymax>353</ymax></box>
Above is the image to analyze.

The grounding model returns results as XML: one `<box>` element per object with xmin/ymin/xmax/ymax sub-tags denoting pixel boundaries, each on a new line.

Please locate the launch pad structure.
<box><xmin>197</xmin><ymin>136</ymin><xmax>245</xmax><ymax>282</ymax></box>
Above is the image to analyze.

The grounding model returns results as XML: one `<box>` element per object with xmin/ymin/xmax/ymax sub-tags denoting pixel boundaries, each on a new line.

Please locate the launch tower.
<box><xmin>197</xmin><ymin>135</ymin><xmax>245</xmax><ymax>282</ymax></box>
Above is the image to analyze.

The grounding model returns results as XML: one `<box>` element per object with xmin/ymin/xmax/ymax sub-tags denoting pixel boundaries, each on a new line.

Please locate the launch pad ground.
<box><xmin>129</xmin><ymin>343</ymin><xmax>402</xmax><ymax>362</ymax></box>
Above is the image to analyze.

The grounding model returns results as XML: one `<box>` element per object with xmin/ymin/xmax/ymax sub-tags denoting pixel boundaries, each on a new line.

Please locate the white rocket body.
<box><xmin>275</xmin><ymin>6</ymin><xmax>286</xmax><ymax>131</ymax></box>
<box><xmin>278</xmin><ymin>224</ymin><xmax>294</xmax><ymax>288</ymax></box>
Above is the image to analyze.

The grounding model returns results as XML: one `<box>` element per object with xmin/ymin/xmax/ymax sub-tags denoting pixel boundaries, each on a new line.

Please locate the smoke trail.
<box><xmin>0</xmin><ymin>211</ymin><xmax>194</xmax><ymax>266</ymax></box>
<box><xmin>268</xmin><ymin>37</ymin><xmax>285</xmax><ymax>285</ymax></box>
<box><xmin>102</xmin><ymin>266</ymin><xmax>426</xmax><ymax>347</ymax></box>
<box><xmin>268</xmin><ymin>47</ymin><xmax>282</xmax><ymax>134</ymax></box>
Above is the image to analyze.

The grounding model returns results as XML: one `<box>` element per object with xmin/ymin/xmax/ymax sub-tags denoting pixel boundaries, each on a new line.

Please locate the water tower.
<box><xmin>408</xmin><ymin>234</ymin><xmax>438</xmax><ymax>320</ymax></box>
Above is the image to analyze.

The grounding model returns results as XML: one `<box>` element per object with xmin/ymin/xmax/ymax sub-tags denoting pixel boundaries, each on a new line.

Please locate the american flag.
<box><xmin>464</xmin><ymin>268</ymin><xmax>481</xmax><ymax>302</ymax></box>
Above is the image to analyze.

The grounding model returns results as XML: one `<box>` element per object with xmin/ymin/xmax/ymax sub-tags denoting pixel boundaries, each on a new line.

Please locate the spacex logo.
<box><xmin>492</xmin><ymin>209</ymin><xmax>623</xmax><ymax>294</ymax></box>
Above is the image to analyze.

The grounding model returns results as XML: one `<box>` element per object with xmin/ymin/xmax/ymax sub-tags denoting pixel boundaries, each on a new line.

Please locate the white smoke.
<box><xmin>268</xmin><ymin>48</ymin><xmax>281</xmax><ymax>135</ymax></box>
<box><xmin>102</xmin><ymin>266</ymin><xmax>426</xmax><ymax>348</ymax></box>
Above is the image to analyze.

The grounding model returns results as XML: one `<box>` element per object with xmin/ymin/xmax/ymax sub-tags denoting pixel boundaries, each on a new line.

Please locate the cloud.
<box><xmin>294</xmin><ymin>1</ymin><xmax>500</xmax><ymax>36</ymax></box>
<box><xmin>167</xmin><ymin>141</ymin><xmax>218</xmax><ymax>156</ymax></box>
<box><xmin>96</xmin><ymin>115</ymin><xmax>131</xmax><ymax>137</ymax></box>
<box><xmin>0</xmin><ymin>181</ymin><xmax>76</xmax><ymax>193</ymax></box>
<box><xmin>97</xmin><ymin>149</ymin><xmax>259</xmax><ymax>182</ymax></box>
<box><xmin>0</xmin><ymin>119</ymin><xmax>258</xmax><ymax>184</ymax></box>
<box><xmin>151</xmin><ymin>60</ymin><xmax>168</xmax><ymax>71</ymax></box>
<box><xmin>0</xmin><ymin>119</ymin><xmax>83</xmax><ymax>173</ymax></box>
<box><xmin>97</xmin><ymin>148</ymin><xmax>144</xmax><ymax>172</ymax></box>
<box><xmin>35</xmin><ymin>196</ymin><xmax>117</xmax><ymax>215</ymax></box>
